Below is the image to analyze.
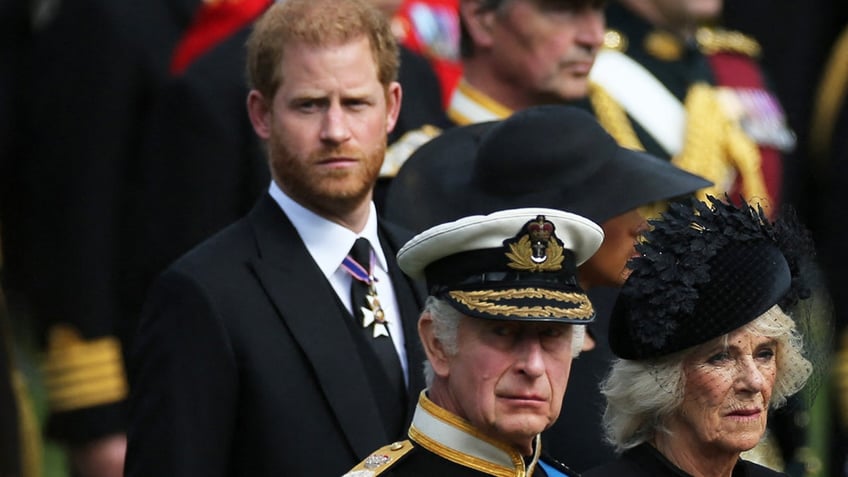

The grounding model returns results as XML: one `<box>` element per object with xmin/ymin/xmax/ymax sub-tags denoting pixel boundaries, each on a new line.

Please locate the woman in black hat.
<box><xmin>585</xmin><ymin>196</ymin><xmax>822</xmax><ymax>477</ymax></box>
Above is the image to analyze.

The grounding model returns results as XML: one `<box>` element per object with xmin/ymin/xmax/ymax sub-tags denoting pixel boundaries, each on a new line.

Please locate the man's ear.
<box><xmin>459</xmin><ymin>0</ymin><xmax>497</xmax><ymax>50</ymax></box>
<box><xmin>418</xmin><ymin>312</ymin><xmax>451</xmax><ymax>378</ymax></box>
<box><xmin>247</xmin><ymin>90</ymin><xmax>272</xmax><ymax>140</ymax></box>
<box><xmin>385</xmin><ymin>81</ymin><xmax>402</xmax><ymax>135</ymax></box>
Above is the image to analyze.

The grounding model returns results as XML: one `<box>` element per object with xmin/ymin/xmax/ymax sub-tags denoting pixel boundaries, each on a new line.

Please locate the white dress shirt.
<box><xmin>268</xmin><ymin>182</ymin><xmax>409</xmax><ymax>383</ymax></box>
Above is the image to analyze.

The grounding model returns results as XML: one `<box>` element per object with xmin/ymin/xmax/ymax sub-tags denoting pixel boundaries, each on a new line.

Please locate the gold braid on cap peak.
<box><xmin>448</xmin><ymin>288</ymin><xmax>594</xmax><ymax>320</ymax></box>
<box><xmin>587</xmin><ymin>82</ymin><xmax>770</xmax><ymax>215</ymax></box>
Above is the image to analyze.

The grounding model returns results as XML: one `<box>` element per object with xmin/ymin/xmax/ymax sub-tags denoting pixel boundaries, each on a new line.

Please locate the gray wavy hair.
<box><xmin>600</xmin><ymin>305</ymin><xmax>812</xmax><ymax>452</ymax></box>
<box><xmin>421</xmin><ymin>296</ymin><xmax>586</xmax><ymax>386</ymax></box>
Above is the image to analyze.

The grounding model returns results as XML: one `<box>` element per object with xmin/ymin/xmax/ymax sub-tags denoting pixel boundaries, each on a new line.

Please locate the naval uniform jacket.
<box><xmin>125</xmin><ymin>194</ymin><xmax>427</xmax><ymax>477</ymax></box>
<box><xmin>346</xmin><ymin>392</ymin><xmax>579</xmax><ymax>476</ymax></box>
<box><xmin>583</xmin><ymin>443</ymin><xmax>785</xmax><ymax>477</ymax></box>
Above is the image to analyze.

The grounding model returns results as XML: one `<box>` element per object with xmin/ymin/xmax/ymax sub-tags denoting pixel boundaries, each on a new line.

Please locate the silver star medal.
<box><xmin>360</xmin><ymin>288</ymin><xmax>389</xmax><ymax>338</ymax></box>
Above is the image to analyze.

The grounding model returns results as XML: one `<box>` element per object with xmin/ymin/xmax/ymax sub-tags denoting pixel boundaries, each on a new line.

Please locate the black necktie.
<box><xmin>348</xmin><ymin>238</ymin><xmax>405</xmax><ymax>398</ymax></box>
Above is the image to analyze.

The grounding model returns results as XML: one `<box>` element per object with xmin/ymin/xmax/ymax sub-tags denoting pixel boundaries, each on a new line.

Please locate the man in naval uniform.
<box><xmin>344</xmin><ymin>207</ymin><xmax>604</xmax><ymax>476</ymax></box>
<box><xmin>587</xmin><ymin>0</ymin><xmax>795</xmax><ymax>215</ymax></box>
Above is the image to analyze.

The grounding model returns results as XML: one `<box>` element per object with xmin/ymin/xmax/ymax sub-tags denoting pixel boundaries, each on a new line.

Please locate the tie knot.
<box><xmin>349</xmin><ymin>237</ymin><xmax>372</xmax><ymax>268</ymax></box>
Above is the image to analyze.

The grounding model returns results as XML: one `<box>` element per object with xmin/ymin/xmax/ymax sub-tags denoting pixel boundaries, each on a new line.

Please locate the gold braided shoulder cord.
<box><xmin>590</xmin><ymin>82</ymin><xmax>769</xmax><ymax>210</ymax></box>
<box><xmin>587</xmin><ymin>83</ymin><xmax>668</xmax><ymax>218</ymax></box>
<box><xmin>724</xmin><ymin>117</ymin><xmax>771</xmax><ymax>210</ymax></box>
<box><xmin>673</xmin><ymin>83</ymin><xmax>732</xmax><ymax>201</ymax></box>
<box><xmin>588</xmin><ymin>83</ymin><xmax>644</xmax><ymax>151</ymax></box>
<box><xmin>680</xmin><ymin>84</ymin><xmax>769</xmax><ymax>209</ymax></box>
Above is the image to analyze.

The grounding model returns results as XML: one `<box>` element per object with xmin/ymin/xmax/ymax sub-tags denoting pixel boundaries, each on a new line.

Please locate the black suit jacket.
<box><xmin>125</xmin><ymin>194</ymin><xmax>426</xmax><ymax>476</ymax></box>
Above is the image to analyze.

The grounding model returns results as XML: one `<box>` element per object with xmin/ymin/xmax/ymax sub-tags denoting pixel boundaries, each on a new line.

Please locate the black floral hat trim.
<box><xmin>622</xmin><ymin>195</ymin><xmax>814</xmax><ymax>351</ymax></box>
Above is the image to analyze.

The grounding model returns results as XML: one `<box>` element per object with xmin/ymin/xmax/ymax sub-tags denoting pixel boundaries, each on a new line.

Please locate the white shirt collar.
<box><xmin>268</xmin><ymin>182</ymin><xmax>388</xmax><ymax>278</ymax></box>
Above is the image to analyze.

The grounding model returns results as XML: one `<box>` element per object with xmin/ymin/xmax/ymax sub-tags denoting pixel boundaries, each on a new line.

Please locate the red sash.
<box><xmin>170</xmin><ymin>0</ymin><xmax>272</xmax><ymax>76</ymax></box>
<box><xmin>393</xmin><ymin>0</ymin><xmax>463</xmax><ymax>106</ymax></box>
<box><xmin>707</xmin><ymin>52</ymin><xmax>783</xmax><ymax>209</ymax></box>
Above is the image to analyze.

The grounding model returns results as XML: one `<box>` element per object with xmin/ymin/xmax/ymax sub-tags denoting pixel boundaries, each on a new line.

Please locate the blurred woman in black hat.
<box><xmin>585</xmin><ymin>196</ymin><xmax>826</xmax><ymax>477</ymax></box>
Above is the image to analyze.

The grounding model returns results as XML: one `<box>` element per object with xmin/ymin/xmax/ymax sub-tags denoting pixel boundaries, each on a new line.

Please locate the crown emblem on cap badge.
<box><xmin>505</xmin><ymin>215</ymin><xmax>564</xmax><ymax>272</ymax></box>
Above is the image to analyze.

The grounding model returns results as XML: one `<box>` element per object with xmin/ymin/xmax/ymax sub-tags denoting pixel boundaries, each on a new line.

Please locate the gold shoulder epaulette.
<box><xmin>42</xmin><ymin>324</ymin><xmax>128</xmax><ymax>412</ymax></box>
<box><xmin>602</xmin><ymin>29</ymin><xmax>628</xmax><ymax>52</ymax></box>
<box><xmin>381</xmin><ymin>125</ymin><xmax>442</xmax><ymax>178</ymax></box>
<box><xmin>342</xmin><ymin>440</ymin><xmax>414</xmax><ymax>477</ymax></box>
<box><xmin>696</xmin><ymin>27</ymin><xmax>761</xmax><ymax>57</ymax></box>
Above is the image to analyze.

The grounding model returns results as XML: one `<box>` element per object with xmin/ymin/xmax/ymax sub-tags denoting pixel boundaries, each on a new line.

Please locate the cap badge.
<box><xmin>505</xmin><ymin>215</ymin><xmax>564</xmax><ymax>272</ymax></box>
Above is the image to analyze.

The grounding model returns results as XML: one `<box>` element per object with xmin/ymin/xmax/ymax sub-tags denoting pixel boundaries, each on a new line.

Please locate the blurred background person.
<box><xmin>588</xmin><ymin>0</ymin><xmax>794</xmax><ymax>215</ymax></box>
<box><xmin>2</xmin><ymin>0</ymin><xmax>204</xmax><ymax>475</ymax></box>
<box><xmin>379</xmin><ymin>0</ymin><xmax>606</xmax><ymax>199</ymax></box>
<box><xmin>446</xmin><ymin>0</ymin><xmax>604</xmax><ymax>124</ymax></box>
<box><xmin>807</xmin><ymin>20</ymin><xmax>848</xmax><ymax>477</ymax></box>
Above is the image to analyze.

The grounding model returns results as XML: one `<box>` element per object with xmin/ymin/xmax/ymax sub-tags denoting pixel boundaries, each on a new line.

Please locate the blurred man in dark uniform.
<box><xmin>3</xmin><ymin>0</ymin><xmax>202</xmax><ymax>475</ymax></box>
<box><xmin>587</xmin><ymin>0</ymin><xmax>795</xmax><ymax>216</ymax></box>
<box><xmin>809</xmin><ymin>22</ymin><xmax>848</xmax><ymax>477</ymax></box>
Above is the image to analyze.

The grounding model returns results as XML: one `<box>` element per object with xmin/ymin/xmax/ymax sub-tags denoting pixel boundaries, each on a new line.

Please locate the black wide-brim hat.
<box><xmin>383</xmin><ymin>105</ymin><xmax>712</xmax><ymax>231</ymax></box>
<box><xmin>398</xmin><ymin>208</ymin><xmax>604</xmax><ymax>323</ymax></box>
